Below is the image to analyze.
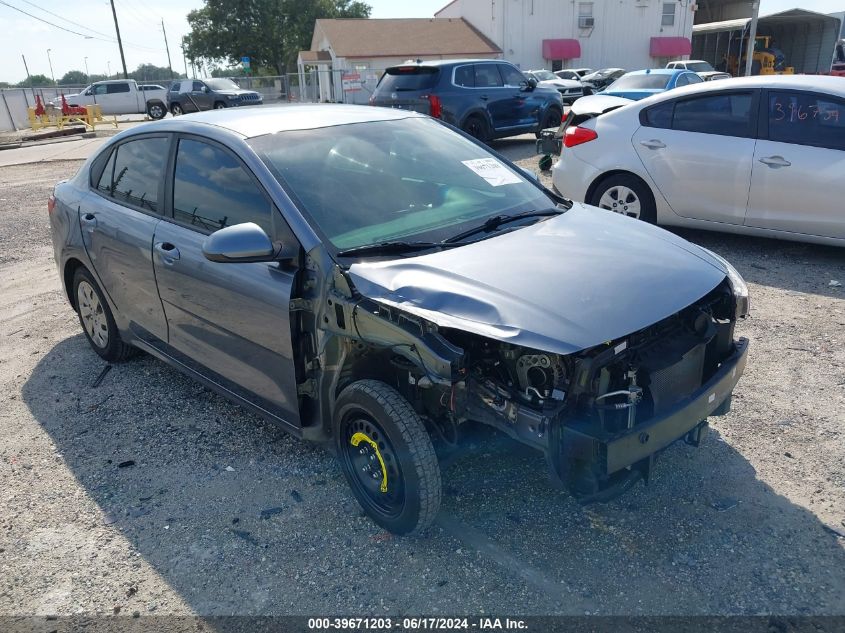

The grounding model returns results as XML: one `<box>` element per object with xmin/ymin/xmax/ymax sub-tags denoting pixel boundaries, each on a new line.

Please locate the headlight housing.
<box><xmin>708</xmin><ymin>251</ymin><xmax>749</xmax><ymax>319</ymax></box>
<box><xmin>226</xmin><ymin>94</ymin><xmax>240</xmax><ymax>100</ymax></box>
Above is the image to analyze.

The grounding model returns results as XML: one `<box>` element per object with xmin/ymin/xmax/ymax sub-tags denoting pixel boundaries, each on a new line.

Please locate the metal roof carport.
<box><xmin>692</xmin><ymin>9</ymin><xmax>842</xmax><ymax>75</ymax></box>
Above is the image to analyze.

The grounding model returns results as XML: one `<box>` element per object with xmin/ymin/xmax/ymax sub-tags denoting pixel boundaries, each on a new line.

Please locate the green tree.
<box><xmin>17</xmin><ymin>74</ymin><xmax>53</xmax><ymax>87</ymax></box>
<box><xmin>130</xmin><ymin>63</ymin><xmax>178</xmax><ymax>82</ymax></box>
<box><xmin>184</xmin><ymin>0</ymin><xmax>370</xmax><ymax>76</ymax></box>
<box><xmin>59</xmin><ymin>70</ymin><xmax>88</xmax><ymax>85</ymax></box>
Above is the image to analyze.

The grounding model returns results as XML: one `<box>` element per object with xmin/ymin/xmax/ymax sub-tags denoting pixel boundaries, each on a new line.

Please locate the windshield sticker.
<box><xmin>462</xmin><ymin>158</ymin><xmax>522</xmax><ymax>187</ymax></box>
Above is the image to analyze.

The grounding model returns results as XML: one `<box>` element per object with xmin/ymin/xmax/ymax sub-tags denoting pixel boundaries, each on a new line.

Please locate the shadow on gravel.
<box><xmin>669</xmin><ymin>228</ymin><xmax>845</xmax><ymax>300</ymax></box>
<box><xmin>22</xmin><ymin>335</ymin><xmax>845</xmax><ymax>615</ymax></box>
<box><xmin>489</xmin><ymin>137</ymin><xmax>540</xmax><ymax>164</ymax></box>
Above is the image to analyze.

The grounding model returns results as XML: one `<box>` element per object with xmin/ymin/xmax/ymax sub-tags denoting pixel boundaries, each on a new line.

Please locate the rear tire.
<box><xmin>170</xmin><ymin>103</ymin><xmax>183</xmax><ymax>116</ymax></box>
<box><xmin>334</xmin><ymin>380</ymin><xmax>441</xmax><ymax>535</ymax></box>
<box><xmin>147</xmin><ymin>102</ymin><xmax>165</xmax><ymax>120</ymax></box>
<box><xmin>590</xmin><ymin>173</ymin><xmax>657</xmax><ymax>224</ymax></box>
<box><xmin>461</xmin><ymin>115</ymin><xmax>489</xmax><ymax>143</ymax></box>
<box><xmin>72</xmin><ymin>267</ymin><xmax>136</xmax><ymax>362</ymax></box>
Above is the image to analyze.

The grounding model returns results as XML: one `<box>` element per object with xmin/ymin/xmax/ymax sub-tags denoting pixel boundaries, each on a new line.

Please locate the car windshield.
<box><xmin>205</xmin><ymin>79</ymin><xmax>241</xmax><ymax>91</ymax></box>
<box><xmin>685</xmin><ymin>61</ymin><xmax>715</xmax><ymax>72</ymax></box>
<box><xmin>249</xmin><ymin>117</ymin><xmax>553</xmax><ymax>252</ymax></box>
<box><xmin>532</xmin><ymin>70</ymin><xmax>557</xmax><ymax>81</ymax></box>
<box><xmin>607</xmin><ymin>74</ymin><xmax>671</xmax><ymax>91</ymax></box>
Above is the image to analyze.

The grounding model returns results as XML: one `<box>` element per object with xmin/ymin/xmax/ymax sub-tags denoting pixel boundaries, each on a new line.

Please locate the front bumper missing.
<box><xmin>562</xmin><ymin>338</ymin><xmax>749</xmax><ymax>477</ymax></box>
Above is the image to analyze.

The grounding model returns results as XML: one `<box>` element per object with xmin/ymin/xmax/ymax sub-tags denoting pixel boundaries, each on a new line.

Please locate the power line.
<box><xmin>0</xmin><ymin>0</ymin><xmax>163</xmax><ymax>53</ymax></box>
<box><xmin>16</xmin><ymin>0</ymin><xmax>115</xmax><ymax>40</ymax></box>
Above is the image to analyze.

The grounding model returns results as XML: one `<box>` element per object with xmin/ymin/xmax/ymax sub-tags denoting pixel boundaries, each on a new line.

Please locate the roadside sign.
<box><xmin>241</xmin><ymin>56</ymin><xmax>250</xmax><ymax>68</ymax></box>
<box><xmin>342</xmin><ymin>72</ymin><xmax>361</xmax><ymax>92</ymax></box>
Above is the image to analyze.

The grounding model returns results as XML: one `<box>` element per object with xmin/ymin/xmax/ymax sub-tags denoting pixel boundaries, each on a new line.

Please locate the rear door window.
<box><xmin>172</xmin><ymin>138</ymin><xmax>272</xmax><ymax>234</ymax></box>
<box><xmin>106</xmin><ymin>83</ymin><xmax>130</xmax><ymax>94</ymax></box>
<box><xmin>98</xmin><ymin>136</ymin><xmax>169</xmax><ymax>212</ymax></box>
<box><xmin>378</xmin><ymin>67</ymin><xmax>439</xmax><ymax>92</ymax></box>
<box><xmin>767</xmin><ymin>90</ymin><xmax>845</xmax><ymax>151</ymax></box>
<box><xmin>474</xmin><ymin>64</ymin><xmax>503</xmax><ymax>88</ymax></box>
<box><xmin>454</xmin><ymin>65</ymin><xmax>475</xmax><ymax>88</ymax></box>
<box><xmin>672</xmin><ymin>92</ymin><xmax>754</xmax><ymax>137</ymax></box>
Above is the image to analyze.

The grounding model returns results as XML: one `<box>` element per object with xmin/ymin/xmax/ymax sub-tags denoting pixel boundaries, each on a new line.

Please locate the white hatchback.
<box><xmin>552</xmin><ymin>75</ymin><xmax>845</xmax><ymax>246</ymax></box>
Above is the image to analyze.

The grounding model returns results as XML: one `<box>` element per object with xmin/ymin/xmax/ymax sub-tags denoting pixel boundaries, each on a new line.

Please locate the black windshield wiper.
<box><xmin>442</xmin><ymin>206</ymin><xmax>567</xmax><ymax>244</ymax></box>
<box><xmin>336</xmin><ymin>240</ymin><xmax>461</xmax><ymax>258</ymax></box>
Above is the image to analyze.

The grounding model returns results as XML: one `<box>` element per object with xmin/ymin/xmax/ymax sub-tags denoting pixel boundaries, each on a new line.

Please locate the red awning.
<box><xmin>542</xmin><ymin>39</ymin><xmax>581</xmax><ymax>60</ymax></box>
<box><xmin>649</xmin><ymin>37</ymin><xmax>691</xmax><ymax>57</ymax></box>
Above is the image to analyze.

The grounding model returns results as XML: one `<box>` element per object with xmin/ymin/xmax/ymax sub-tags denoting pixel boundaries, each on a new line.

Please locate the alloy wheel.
<box><xmin>77</xmin><ymin>280</ymin><xmax>109</xmax><ymax>349</ymax></box>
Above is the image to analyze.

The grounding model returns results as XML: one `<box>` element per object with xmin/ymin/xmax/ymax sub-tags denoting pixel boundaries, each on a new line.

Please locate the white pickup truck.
<box><xmin>56</xmin><ymin>79</ymin><xmax>169</xmax><ymax>119</ymax></box>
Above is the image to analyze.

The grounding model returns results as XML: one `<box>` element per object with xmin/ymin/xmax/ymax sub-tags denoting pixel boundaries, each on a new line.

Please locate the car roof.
<box><xmin>626</xmin><ymin>68</ymin><xmax>686</xmax><ymax>76</ymax></box>
<box><xmin>127</xmin><ymin>104</ymin><xmax>427</xmax><ymax>139</ymax></box>
<box><xmin>386</xmin><ymin>58</ymin><xmax>504</xmax><ymax>68</ymax></box>
<box><xmin>651</xmin><ymin>73</ymin><xmax>845</xmax><ymax>99</ymax></box>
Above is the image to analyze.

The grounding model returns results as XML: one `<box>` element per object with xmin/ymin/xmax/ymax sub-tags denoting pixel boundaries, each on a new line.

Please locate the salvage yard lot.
<box><xmin>1</xmin><ymin>154</ymin><xmax>844</xmax><ymax>616</ymax></box>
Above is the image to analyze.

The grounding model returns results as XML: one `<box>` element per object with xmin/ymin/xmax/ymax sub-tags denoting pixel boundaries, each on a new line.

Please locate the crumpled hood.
<box><xmin>347</xmin><ymin>204</ymin><xmax>727</xmax><ymax>355</ymax></box>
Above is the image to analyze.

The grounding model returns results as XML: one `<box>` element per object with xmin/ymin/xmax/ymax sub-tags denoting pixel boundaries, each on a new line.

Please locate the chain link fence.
<box><xmin>0</xmin><ymin>69</ymin><xmax>388</xmax><ymax>132</ymax></box>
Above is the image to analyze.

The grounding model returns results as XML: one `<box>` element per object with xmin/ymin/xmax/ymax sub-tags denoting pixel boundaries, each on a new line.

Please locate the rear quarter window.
<box><xmin>378</xmin><ymin>67</ymin><xmax>439</xmax><ymax>91</ymax></box>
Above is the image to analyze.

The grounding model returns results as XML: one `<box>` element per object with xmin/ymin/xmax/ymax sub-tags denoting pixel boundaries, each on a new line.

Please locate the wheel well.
<box><xmin>63</xmin><ymin>258</ymin><xmax>85</xmax><ymax>309</ymax></box>
<box><xmin>460</xmin><ymin>110</ymin><xmax>489</xmax><ymax>130</ymax></box>
<box><xmin>146</xmin><ymin>99</ymin><xmax>164</xmax><ymax>108</ymax></box>
<box><xmin>585</xmin><ymin>170</ymin><xmax>656</xmax><ymax>209</ymax></box>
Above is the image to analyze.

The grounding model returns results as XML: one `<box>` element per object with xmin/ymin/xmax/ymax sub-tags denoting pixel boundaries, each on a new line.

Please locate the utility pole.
<box><xmin>161</xmin><ymin>19</ymin><xmax>175</xmax><ymax>79</ymax></box>
<box><xmin>84</xmin><ymin>57</ymin><xmax>89</xmax><ymax>82</ymax></box>
<box><xmin>47</xmin><ymin>48</ymin><xmax>56</xmax><ymax>85</ymax></box>
<box><xmin>22</xmin><ymin>54</ymin><xmax>35</xmax><ymax>102</ymax></box>
<box><xmin>108</xmin><ymin>0</ymin><xmax>129</xmax><ymax>79</ymax></box>
<box><xmin>744</xmin><ymin>0</ymin><xmax>760</xmax><ymax>77</ymax></box>
<box><xmin>181</xmin><ymin>38</ymin><xmax>189</xmax><ymax>78</ymax></box>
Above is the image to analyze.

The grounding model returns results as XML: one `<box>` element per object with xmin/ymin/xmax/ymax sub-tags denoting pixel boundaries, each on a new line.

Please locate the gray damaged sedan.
<box><xmin>48</xmin><ymin>105</ymin><xmax>749</xmax><ymax>534</ymax></box>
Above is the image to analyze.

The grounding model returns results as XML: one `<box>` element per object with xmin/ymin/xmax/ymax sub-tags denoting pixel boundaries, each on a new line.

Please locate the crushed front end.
<box><xmin>440</xmin><ymin>279</ymin><xmax>749</xmax><ymax>501</ymax></box>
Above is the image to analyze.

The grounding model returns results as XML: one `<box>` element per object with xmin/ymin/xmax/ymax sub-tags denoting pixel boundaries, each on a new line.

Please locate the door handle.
<box><xmin>759</xmin><ymin>155</ymin><xmax>791</xmax><ymax>168</ymax></box>
<box><xmin>154</xmin><ymin>242</ymin><xmax>180</xmax><ymax>262</ymax></box>
<box><xmin>80</xmin><ymin>213</ymin><xmax>97</xmax><ymax>228</ymax></box>
<box><xmin>479</xmin><ymin>94</ymin><xmax>488</xmax><ymax>101</ymax></box>
<box><xmin>639</xmin><ymin>139</ymin><xmax>666</xmax><ymax>149</ymax></box>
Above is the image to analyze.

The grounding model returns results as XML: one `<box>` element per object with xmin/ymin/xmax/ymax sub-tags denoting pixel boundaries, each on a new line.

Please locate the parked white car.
<box><xmin>666</xmin><ymin>60</ymin><xmax>731</xmax><ymax>81</ymax></box>
<box><xmin>552</xmin><ymin>75</ymin><xmax>845</xmax><ymax>246</ymax></box>
<box><xmin>55</xmin><ymin>79</ymin><xmax>168</xmax><ymax>119</ymax></box>
<box><xmin>524</xmin><ymin>69</ymin><xmax>584</xmax><ymax>104</ymax></box>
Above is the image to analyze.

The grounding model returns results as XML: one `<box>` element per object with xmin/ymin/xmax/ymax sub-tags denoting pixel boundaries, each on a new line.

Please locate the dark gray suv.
<box><xmin>167</xmin><ymin>78</ymin><xmax>263</xmax><ymax>115</ymax></box>
<box><xmin>370</xmin><ymin>59</ymin><xmax>564</xmax><ymax>142</ymax></box>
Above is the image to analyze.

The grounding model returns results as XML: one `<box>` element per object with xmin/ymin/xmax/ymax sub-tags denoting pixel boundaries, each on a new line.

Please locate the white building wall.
<box><xmin>437</xmin><ymin>0</ymin><xmax>697</xmax><ymax>70</ymax></box>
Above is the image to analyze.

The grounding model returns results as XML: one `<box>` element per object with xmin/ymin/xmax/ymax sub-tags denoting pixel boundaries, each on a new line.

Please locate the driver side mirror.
<box><xmin>202</xmin><ymin>222</ymin><xmax>279</xmax><ymax>263</ymax></box>
<box><xmin>520</xmin><ymin>78</ymin><xmax>538</xmax><ymax>91</ymax></box>
<box><xmin>84</xmin><ymin>89</ymin><xmax>93</xmax><ymax>96</ymax></box>
<box><xmin>202</xmin><ymin>86</ymin><xmax>210</xmax><ymax>93</ymax></box>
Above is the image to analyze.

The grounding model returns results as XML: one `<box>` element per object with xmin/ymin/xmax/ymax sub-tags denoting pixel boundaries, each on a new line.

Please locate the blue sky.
<box><xmin>0</xmin><ymin>0</ymin><xmax>840</xmax><ymax>83</ymax></box>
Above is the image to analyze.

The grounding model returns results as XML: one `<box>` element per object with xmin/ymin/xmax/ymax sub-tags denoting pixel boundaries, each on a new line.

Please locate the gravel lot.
<box><xmin>1</xmin><ymin>150</ymin><xmax>844</xmax><ymax>619</ymax></box>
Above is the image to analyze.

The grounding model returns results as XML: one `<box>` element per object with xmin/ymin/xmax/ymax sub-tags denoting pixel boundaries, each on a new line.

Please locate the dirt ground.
<box><xmin>1</xmin><ymin>155</ymin><xmax>844</xmax><ymax>619</ymax></box>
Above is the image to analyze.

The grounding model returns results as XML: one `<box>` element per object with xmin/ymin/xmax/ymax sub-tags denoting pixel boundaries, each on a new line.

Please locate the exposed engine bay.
<box><xmin>299</xmin><ymin>258</ymin><xmax>748</xmax><ymax>503</ymax></box>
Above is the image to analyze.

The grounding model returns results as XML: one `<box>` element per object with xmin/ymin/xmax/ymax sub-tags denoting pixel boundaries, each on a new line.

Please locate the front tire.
<box><xmin>214</xmin><ymin>101</ymin><xmax>227</xmax><ymax>110</ymax></box>
<box><xmin>72</xmin><ymin>267</ymin><xmax>136</xmax><ymax>362</ymax></box>
<box><xmin>590</xmin><ymin>173</ymin><xmax>657</xmax><ymax>224</ymax></box>
<box><xmin>334</xmin><ymin>380</ymin><xmax>441</xmax><ymax>535</ymax></box>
